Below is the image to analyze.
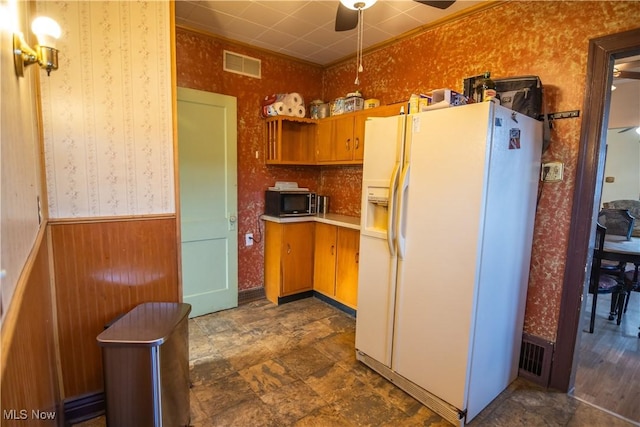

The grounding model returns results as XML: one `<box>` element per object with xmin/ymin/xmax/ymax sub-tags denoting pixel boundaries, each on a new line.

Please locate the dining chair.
<box><xmin>602</xmin><ymin>200</ymin><xmax>640</xmax><ymax>237</ymax></box>
<box><xmin>598</xmin><ymin>208</ymin><xmax>635</xmax><ymax>240</ymax></box>
<box><xmin>588</xmin><ymin>223</ymin><xmax>627</xmax><ymax>333</ymax></box>
<box><xmin>598</xmin><ymin>209</ymin><xmax>635</xmax><ymax>276</ymax></box>
<box><xmin>623</xmin><ymin>263</ymin><xmax>640</xmax><ymax>313</ymax></box>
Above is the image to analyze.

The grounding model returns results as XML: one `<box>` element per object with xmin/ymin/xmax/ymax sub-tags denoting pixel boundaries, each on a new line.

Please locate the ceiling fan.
<box><xmin>335</xmin><ymin>0</ymin><xmax>457</xmax><ymax>32</ymax></box>
<box><xmin>617</xmin><ymin>127</ymin><xmax>640</xmax><ymax>134</ymax></box>
<box><xmin>613</xmin><ymin>60</ymin><xmax>640</xmax><ymax>81</ymax></box>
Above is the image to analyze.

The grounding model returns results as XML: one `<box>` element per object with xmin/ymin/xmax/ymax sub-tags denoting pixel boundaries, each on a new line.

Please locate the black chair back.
<box><xmin>587</xmin><ymin>223</ymin><xmax>626</xmax><ymax>333</ymax></box>
<box><xmin>598</xmin><ymin>209</ymin><xmax>635</xmax><ymax>240</ymax></box>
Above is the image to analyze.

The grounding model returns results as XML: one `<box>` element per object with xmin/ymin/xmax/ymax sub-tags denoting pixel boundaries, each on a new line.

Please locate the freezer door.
<box><xmin>355</xmin><ymin>234</ymin><xmax>398</xmax><ymax>366</ymax></box>
<box><xmin>355</xmin><ymin>114</ymin><xmax>405</xmax><ymax>367</ymax></box>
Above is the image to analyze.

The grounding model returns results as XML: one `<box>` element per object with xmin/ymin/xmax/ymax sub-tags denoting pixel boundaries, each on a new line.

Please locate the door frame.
<box><xmin>550</xmin><ymin>27</ymin><xmax>640</xmax><ymax>391</ymax></box>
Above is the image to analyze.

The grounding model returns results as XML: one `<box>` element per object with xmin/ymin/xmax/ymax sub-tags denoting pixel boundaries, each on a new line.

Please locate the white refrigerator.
<box><xmin>355</xmin><ymin>102</ymin><xmax>542</xmax><ymax>426</ymax></box>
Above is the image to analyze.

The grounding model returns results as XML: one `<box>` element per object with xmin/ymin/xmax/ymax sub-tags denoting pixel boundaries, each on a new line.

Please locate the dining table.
<box><xmin>603</xmin><ymin>234</ymin><xmax>640</xmax><ymax>337</ymax></box>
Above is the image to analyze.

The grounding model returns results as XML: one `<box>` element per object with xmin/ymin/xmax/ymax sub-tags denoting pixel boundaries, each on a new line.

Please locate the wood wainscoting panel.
<box><xmin>1</xmin><ymin>233</ymin><xmax>61</xmax><ymax>425</ymax></box>
<box><xmin>50</xmin><ymin>217</ymin><xmax>179</xmax><ymax>399</ymax></box>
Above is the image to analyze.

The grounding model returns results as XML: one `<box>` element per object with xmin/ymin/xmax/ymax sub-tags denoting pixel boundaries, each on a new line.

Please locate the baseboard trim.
<box><xmin>238</xmin><ymin>287</ymin><xmax>266</xmax><ymax>305</ymax></box>
<box><xmin>63</xmin><ymin>391</ymin><xmax>105</xmax><ymax>426</ymax></box>
<box><xmin>277</xmin><ymin>290</ymin><xmax>314</xmax><ymax>305</ymax></box>
<box><xmin>313</xmin><ymin>292</ymin><xmax>356</xmax><ymax>317</ymax></box>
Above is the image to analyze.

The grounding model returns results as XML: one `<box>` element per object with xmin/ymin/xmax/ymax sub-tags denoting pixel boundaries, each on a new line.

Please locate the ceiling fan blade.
<box><xmin>616</xmin><ymin>70</ymin><xmax>640</xmax><ymax>80</ymax></box>
<box><xmin>335</xmin><ymin>3</ymin><xmax>358</xmax><ymax>31</ymax></box>
<box><xmin>618</xmin><ymin>127</ymin><xmax>635</xmax><ymax>133</ymax></box>
<box><xmin>414</xmin><ymin>0</ymin><xmax>457</xmax><ymax>9</ymax></box>
<box><xmin>616</xmin><ymin>60</ymin><xmax>640</xmax><ymax>71</ymax></box>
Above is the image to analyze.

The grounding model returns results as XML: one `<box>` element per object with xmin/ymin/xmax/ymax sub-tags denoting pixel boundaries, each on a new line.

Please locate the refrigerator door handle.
<box><xmin>396</xmin><ymin>163</ymin><xmax>410</xmax><ymax>259</ymax></box>
<box><xmin>387</xmin><ymin>162</ymin><xmax>401</xmax><ymax>256</ymax></box>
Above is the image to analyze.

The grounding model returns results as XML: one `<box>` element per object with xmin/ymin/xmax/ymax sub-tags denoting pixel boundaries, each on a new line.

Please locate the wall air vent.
<box><xmin>518</xmin><ymin>333</ymin><xmax>554</xmax><ymax>387</ymax></box>
<box><xmin>223</xmin><ymin>50</ymin><xmax>261</xmax><ymax>78</ymax></box>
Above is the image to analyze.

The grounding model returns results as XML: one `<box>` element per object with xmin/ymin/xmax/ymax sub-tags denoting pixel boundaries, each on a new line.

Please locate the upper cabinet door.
<box><xmin>315</xmin><ymin>119</ymin><xmax>334</xmax><ymax>162</ymax></box>
<box><xmin>353</xmin><ymin>115</ymin><xmax>367</xmax><ymax>161</ymax></box>
<box><xmin>333</xmin><ymin>116</ymin><xmax>355</xmax><ymax>162</ymax></box>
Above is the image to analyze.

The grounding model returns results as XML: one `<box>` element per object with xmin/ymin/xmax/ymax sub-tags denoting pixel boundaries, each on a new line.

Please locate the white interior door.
<box><xmin>177</xmin><ymin>87</ymin><xmax>238</xmax><ymax>318</ymax></box>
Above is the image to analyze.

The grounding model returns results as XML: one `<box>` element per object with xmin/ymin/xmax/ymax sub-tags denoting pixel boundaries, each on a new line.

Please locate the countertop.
<box><xmin>261</xmin><ymin>213</ymin><xmax>360</xmax><ymax>230</ymax></box>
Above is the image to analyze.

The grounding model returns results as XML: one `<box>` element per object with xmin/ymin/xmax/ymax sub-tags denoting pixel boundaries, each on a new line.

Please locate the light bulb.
<box><xmin>31</xmin><ymin>16</ymin><xmax>61</xmax><ymax>48</ymax></box>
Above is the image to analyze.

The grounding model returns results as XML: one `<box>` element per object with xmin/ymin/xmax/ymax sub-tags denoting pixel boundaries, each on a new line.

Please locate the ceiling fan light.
<box><xmin>340</xmin><ymin>0</ymin><xmax>377</xmax><ymax>11</ymax></box>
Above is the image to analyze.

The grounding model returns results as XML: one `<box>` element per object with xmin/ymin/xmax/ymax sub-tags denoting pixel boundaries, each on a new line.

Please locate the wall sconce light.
<box><xmin>13</xmin><ymin>16</ymin><xmax>61</xmax><ymax>77</ymax></box>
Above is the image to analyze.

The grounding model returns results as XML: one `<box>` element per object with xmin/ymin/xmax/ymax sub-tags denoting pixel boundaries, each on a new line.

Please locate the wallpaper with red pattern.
<box><xmin>176</xmin><ymin>1</ymin><xmax>640</xmax><ymax>342</ymax></box>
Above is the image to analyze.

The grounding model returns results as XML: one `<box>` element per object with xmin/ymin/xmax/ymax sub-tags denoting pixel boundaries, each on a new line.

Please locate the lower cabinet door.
<box><xmin>313</xmin><ymin>223</ymin><xmax>337</xmax><ymax>297</ymax></box>
<box><xmin>282</xmin><ymin>222</ymin><xmax>315</xmax><ymax>296</ymax></box>
<box><xmin>335</xmin><ymin>227</ymin><xmax>360</xmax><ymax>308</ymax></box>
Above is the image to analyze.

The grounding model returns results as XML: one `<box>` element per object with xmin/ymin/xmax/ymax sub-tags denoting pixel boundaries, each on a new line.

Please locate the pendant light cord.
<box><xmin>355</xmin><ymin>7</ymin><xmax>364</xmax><ymax>85</ymax></box>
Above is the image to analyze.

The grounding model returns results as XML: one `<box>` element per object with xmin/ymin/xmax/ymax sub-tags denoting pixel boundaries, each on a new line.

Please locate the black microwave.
<box><xmin>265</xmin><ymin>190</ymin><xmax>317</xmax><ymax>217</ymax></box>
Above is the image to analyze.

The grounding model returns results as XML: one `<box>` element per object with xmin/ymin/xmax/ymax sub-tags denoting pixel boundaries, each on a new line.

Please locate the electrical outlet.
<box><xmin>541</xmin><ymin>162</ymin><xmax>563</xmax><ymax>182</ymax></box>
<box><xmin>245</xmin><ymin>233</ymin><xmax>253</xmax><ymax>246</ymax></box>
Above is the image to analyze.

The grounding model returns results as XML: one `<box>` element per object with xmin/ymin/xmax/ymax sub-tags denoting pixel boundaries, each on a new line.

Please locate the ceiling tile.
<box><xmin>175</xmin><ymin>0</ymin><xmax>487</xmax><ymax>65</ymax></box>
<box><xmin>240</xmin><ymin>2</ymin><xmax>289</xmax><ymax>28</ymax></box>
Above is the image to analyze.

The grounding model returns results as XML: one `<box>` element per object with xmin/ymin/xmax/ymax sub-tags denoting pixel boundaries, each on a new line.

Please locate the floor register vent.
<box><xmin>518</xmin><ymin>333</ymin><xmax>554</xmax><ymax>387</ymax></box>
<box><xmin>224</xmin><ymin>50</ymin><xmax>261</xmax><ymax>78</ymax></box>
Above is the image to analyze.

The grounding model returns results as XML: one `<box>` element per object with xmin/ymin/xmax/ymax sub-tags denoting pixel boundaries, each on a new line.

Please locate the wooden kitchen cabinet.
<box><xmin>263</xmin><ymin>102</ymin><xmax>404</xmax><ymax>165</ymax></box>
<box><xmin>313</xmin><ymin>223</ymin><xmax>337</xmax><ymax>296</ymax></box>
<box><xmin>264</xmin><ymin>116</ymin><xmax>317</xmax><ymax>165</ymax></box>
<box><xmin>335</xmin><ymin>227</ymin><xmax>360</xmax><ymax>307</ymax></box>
<box><xmin>315</xmin><ymin>103</ymin><xmax>405</xmax><ymax>165</ymax></box>
<box><xmin>264</xmin><ymin>221</ymin><xmax>315</xmax><ymax>304</ymax></box>
<box><xmin>315</xmin><ymin>119</ymin><xmax>334</xmax><ymax>162</ymax></box>
<box><xmin>313</xmin><ymin>223</ymin><xmax>360</xmax><ymax>309</ymax></box>
<box><xmin>314</xmin><ymin>114</ymin><xmax>362</xmax><ymax>164</ymax></box>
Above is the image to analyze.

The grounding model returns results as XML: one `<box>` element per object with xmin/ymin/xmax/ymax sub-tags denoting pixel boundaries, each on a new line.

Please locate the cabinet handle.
<box><xmin>331</xmin><ymin>245</ymin><xmax>335</xmax><ymax>256</ymax></box>
<box><xmin>346</xmin><ymin>138</ymin><xmax>351</xmax><ymax>151</ymax></box>
<box><xmin>287</xmin><ymin>243</ymin><xmax>291</xmax><ymax>254</ymax></box>
<box><xmin>355</xmin><ymin>137</ymin><xmax>359</xmax><ymax>150</ymax></box>
<box><xmin>355</xmin><ymin>252</ymin><xmax>359</xmax><ymax>263</ymax></box>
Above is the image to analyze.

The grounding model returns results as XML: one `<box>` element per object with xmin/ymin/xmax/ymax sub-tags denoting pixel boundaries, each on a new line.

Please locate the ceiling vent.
<box><xmin>223</xmin><ymin>50</ymin><xmax>261</xmax><ymax>78</ymax></box>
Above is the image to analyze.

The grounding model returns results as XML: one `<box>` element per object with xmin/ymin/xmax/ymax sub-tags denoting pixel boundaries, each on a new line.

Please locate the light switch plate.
<box><xmin>542</xmin><ymin>162</ymin><xmax>563</xmax><ymax>182</ymax></box>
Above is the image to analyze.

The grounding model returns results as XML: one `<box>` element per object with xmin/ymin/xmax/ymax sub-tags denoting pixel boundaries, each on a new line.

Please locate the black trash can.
<box><xmin>97</xmin><ymin>302</ymin><xmax>191</xmax><ymax>427</ymax></box>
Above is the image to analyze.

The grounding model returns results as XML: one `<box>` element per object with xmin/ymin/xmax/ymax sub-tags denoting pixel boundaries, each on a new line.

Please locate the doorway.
<box><xmin>572</xmin><ymin>124</ymin><xmax>640</xmax><ymax>420</ymax></box>
<box><xmin>550</xmin><ymin>26</ymin><xmax>640</xmax><ymax>406</ymax></box>
<box><xmin>177</xmin><ymin>87</ymin><xmax>238</xmax><ymax>318</ymax></box>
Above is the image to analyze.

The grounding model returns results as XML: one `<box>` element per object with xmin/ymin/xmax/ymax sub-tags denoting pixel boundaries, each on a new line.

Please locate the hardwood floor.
<box><xmin>574</xmin><ymin>290</ymin><xmax>640</xmax><ymax>423</ymax></box>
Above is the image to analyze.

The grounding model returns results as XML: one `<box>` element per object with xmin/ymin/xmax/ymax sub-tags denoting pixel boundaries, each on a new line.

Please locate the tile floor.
<box><xmin>76</xmin><ymin>297</ymin><xmax>637</xmax><ymax>426</ymax></box>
